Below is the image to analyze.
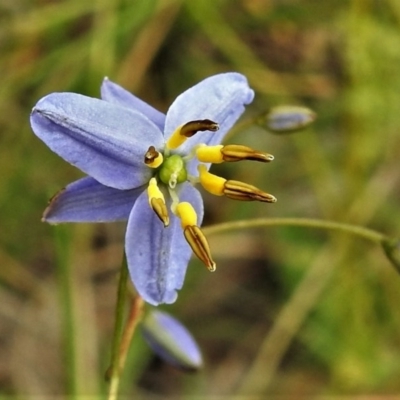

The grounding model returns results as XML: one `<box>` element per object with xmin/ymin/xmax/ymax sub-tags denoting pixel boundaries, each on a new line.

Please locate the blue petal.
<box><xmin>141</xmin><ymin>310</ymin><xmax>203</xmax><ymax>370</ymax></box>
<box><xmin>101</xmin><ymin>78</ymin><xmax>166</xmax><ymax>131</ymax></box>
<box><xmin>31</xmin><ymin>93</ymin><xmax>164</xmax><ymax>190</ymax></box>
<box><xmin>164</xmin><ymin>73</ymin><xmax>254</xmax><ymax>174</ymax></box>
<box><xmin>125</xmin><ymin>183</ymin><xmax>203</xmax><ymax>305</ymax></box>
<box><xmin>43</xmin><ymin>177</ymin><xmax>144</xmax><ymax>223</ymax></box>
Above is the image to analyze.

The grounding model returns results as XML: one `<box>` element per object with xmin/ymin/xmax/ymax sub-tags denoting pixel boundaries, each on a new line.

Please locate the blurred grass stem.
<box><xmin>107</xmin><ymin>255</ymin><xmax>144</xmax><ymax>400</ymax></box>
<box><xmin>204</xmin><ymin>217</ymin><xmax>387</xmax><ymax>244</ymax></box>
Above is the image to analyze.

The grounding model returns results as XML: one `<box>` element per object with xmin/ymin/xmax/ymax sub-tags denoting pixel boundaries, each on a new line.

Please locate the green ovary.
<box><xmin>158</xmin><ymin>154</ymin><xmax>188</xmax><ymax>187</ymax></box>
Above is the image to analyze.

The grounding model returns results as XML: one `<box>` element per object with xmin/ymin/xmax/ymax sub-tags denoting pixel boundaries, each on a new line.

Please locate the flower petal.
<box><xmin>125</xmin><ymin>183</ymin><xmax>203</xmax><ymax>305</ymax></box>
<box><xmin>141</xmin><ymin>310</ymin><xmax>203</xmax><ymax>371</ymax></box>
<box><xmin>101</xmin><ymin>78</ymin><xmax>166</xmax><ymax>131</ymax></box>
<box><xmin>164</xmin><ymin>73</ymin><xmax>254</xmax><ymax>174</ymax></box>
<box><xmin>43</xmin><ymin>176</ymin><xmax>144</xmax><ymax>223</ymax></box>
<box><xmin>31</xmin><ymin>93</ymin><xmax>164</xmax><ymax>190</ymax></box>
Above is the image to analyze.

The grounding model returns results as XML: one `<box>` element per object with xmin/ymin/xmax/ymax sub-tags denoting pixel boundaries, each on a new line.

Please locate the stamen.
<box><xmin>196</xmin><ymin>144</ymin><xmax>274</xmax><ymax>164</ymax></box>
<box><xmin>144</xmin><ymin>146</ymin><xmax>164</xmax><ymax>168</ymax></box>
<box><xmin>166</xmin><ymin>119</ymin><xmax>219</xmax><ymax>149</ymax></box>
<box><xmin>175</xmin><ymin>202</ymin><xmax>216</xmax><ymax>272</ymax></box>
<box><xmin>197</xmin><ymin>165</ymin><xmax>277</xmax><ymax>203</ymax></box>
<box><xmin>147</xmin><ymin>178</ymin><xmax>169</xmax><ymax>226</ymax></box>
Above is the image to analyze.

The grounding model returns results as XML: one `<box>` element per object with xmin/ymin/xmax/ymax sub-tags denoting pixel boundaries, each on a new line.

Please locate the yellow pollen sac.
<box><xmin>197</xmin><ymin>164</ymin><xmax>226</xmax><ymax>196</ymax></box>
<box><xmin>166</xmin><ymin>119</ymin><xmax>219</xmax><ymax>150</ymax></box>
<box><xmin>147</xmin><ymin>178</ymin><xmax>169</xmax><ymax>226</ymax></box>
<box><xmin>175</xmin><ymin>201</ymin><xmax>216</xmax><ymax>272</ymax></box>
<box><xmin>223</xmin><ymin>180</ymin><xmax>277</xmax><ymax>203</ymax></box>
<box><xmin>195</xmin><ymin>145</ymin><xmax>224</xmax><ymax>164</ymax></box>
<box><xmin>144</xmin><ymin>146</ymin><xmax>164</xmax><ymax>168</ymax></box>
<box><xmin>220</xmin><ymin>144</ymin><xmax>274</xmax><ymax>163</ymax></box>
<box><xmin>183</xmin><ymin>226</ymin><xmax>216</xmax><ymax>272</ymax></box>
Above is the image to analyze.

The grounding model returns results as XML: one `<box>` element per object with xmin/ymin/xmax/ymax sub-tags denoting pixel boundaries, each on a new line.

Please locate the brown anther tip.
<box><xmin>181</xmin><ymin>119</ymin><xmax>219</xmax><ymax>138</ymax></box>
<box><xmin>144</xmin><ymin>145</ymin><xmax>160</xmax><ymax>165</ymax></box>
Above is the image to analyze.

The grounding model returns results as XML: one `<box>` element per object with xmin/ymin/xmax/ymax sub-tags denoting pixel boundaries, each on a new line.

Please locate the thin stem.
<box><xmin>116</xmin><ymin>295</ymin><xmax>144</xmax><ymax>375</ymax></box>
<box><xmin>106</xmin><ymin>254</ymin><xmax>129</xmax><ymax>400</ymax></box>
<box><xmin>203</xmin><ymin>217</ymin><xmax>387</xmax><ymax>243</ymax></box>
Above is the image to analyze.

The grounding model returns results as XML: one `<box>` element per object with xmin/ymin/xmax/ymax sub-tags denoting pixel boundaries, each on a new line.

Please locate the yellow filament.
<box><xmin>195</xmin><ymin>145</ymin><xmax>224</xmax><ymax>164</ymax></box>
<box><xmin>197</xmin><ymin>164</ymin><xmax>226</xmax><ymax>196</ymax></box>
<box><xmin>175</xmin><ymin>202</ymin><xmax>197</xmax><ymax>229</ymax></box>
<box><xmin>166</xmin><ymin>125</ymin><xmax>187</xmax><ymax>149</ymax></box>
<box><xmin>147</xmin><ymin>178</ymin><xmax>165</xmax><ymax>204</ymax></box>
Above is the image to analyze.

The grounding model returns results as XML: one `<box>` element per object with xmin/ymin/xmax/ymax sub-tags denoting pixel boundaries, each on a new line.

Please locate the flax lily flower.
<box><xmin>30</xmin><ymin>73</ymin><xmax>276</xmax><ymax>305</ymax></box>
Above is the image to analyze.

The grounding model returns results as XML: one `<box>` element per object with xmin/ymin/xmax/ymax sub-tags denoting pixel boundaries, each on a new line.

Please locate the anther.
<box><xmin>147</xmin><ymin>178</ymin><xmax>169</xmax><ymax>226</ymax></box>
<box><xmin>223</xmin><ymin>180</ymin><xmax>277</xmax><ymax>203</ymax></box>
<box><xmin>180</xmin><ymin>120</ymin><xmax>219</xmax><ymax>138</ymax></box>
<box><xmin>144</xmin><ymin>146</ymin><xmax>163</xmax><ymax>168</ymax></box>
<box><xmin>196</xmin><ymin>144</ymin><xmax>274</xmax><ymax>164</ymax></box>
<box><xmin>167</xmin><ymin>119</ymin><xmax>219</xmax><ymax>149</ymax></box>
<box><xmin>184</xmin><ymin>226</ymin><xmax>216</xmax><ymax>272</ymax></box>
<box><xmin>221</xmin><ymin>145</ymin><xmax>274</xmax><ymax>162</ymax></box>
<box><xmin>175</xmin><ymin>202</ymin><xmax>216</xmax><ymax>271</ymax></box>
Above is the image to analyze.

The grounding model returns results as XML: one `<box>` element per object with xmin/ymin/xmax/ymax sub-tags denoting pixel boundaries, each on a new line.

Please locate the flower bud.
<box><xmin>141</xmin><ymin>311</ymin><xmax>203</xmax><ymax>371</ymax></box>
<box><xmin>264</xmin><ymin>105</ymin><xmax>316</xmax><ymax>133</ymax></box>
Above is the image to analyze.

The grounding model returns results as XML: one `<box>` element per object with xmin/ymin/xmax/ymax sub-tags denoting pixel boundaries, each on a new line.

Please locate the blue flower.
<box><xmin>30</xmin><ymin>73</ymin><xmax>276</xmax><ymax>305</ymax></box>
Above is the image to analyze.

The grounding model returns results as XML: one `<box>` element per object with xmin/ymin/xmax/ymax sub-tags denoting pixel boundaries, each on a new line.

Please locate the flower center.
<box><xmin>143</xmin><ymin>119</ymin><xmax>276</xmax><ymax>273</ymax></box>
<box><xmin>158</xmin><ymin>154</ymin><xmax>187</xmax><ymax>189</ymax></box>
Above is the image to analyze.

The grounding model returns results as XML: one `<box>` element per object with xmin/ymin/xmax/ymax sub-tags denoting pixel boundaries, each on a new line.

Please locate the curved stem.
<box><xmin>203</xmin><ymin>217</ymin><xmax>387</xmax><ymax>243</ymax></box>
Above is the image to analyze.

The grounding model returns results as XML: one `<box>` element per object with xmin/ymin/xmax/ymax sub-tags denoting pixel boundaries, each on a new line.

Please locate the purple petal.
<box><xmin>125</xmin><ymin>183</ymin><xmax>203</xmax><ymax>305</ymax></box>
<box><xmin>164</xmin><ymin>73</ymin><xmax>254</xmax><ymax>174</ymax></box>
<box><xmin>43</xmin><ymin>177</ymin><xmax>144</xmax><ymax>223</ymax></box>
<box><xmin>101</xmin><ymin>78</ymin><xmax>166</xmax><ymax>131</ymax></box>
<box><xmin>31</xmin><ymin>93</ymin><xmax>164</xmax><ymax>190</ymax></box>
<box><xmin>141</xmin><ymin>310</ymin><xmax>203</xmax><ymax>370</ymax></box>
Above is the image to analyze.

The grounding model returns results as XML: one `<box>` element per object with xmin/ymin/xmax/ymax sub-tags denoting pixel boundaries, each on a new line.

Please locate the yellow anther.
<box><xmin>220</xmin><ymin>144</ymin><xmax>274</xmax><ymax>163</ymax></box>
<box><xmin>183</xmin><ymin>226</ymin><xmax>216</xmax><ymax>272</ymax></box>
<box><xmin>144</xmin><ymin>146</ymin><xmax>164</xmax><ymax>168</ymax></box>
<box><xmin>195</xmin><ymin>145</ymin><xmax>224</xmax><ymax>164</ymax></box>
<box><xmin>197</xmin><ymin>164</ymin><xmax>226</xmax><ymax>196</ymax></box>
<box><xmin>166</xmin><ymin>119</ymin><xmax>219</xmax><ymax>150</ymax></box>
<box><xmin>147</xmin><ymin>178</ymin><xmax>169</xmax><ymax>226</ymax></box>
<box><xmin>175</xmin><ymin>202</ymin><xmax>197</xmax><ymax>228</ymax></box>
<box><xmin>224</xmin><ymin>180</ymin><xmax>277</xmax><ymax>203</ymax></box>
<box><xmin>175</xmin><ymin>201</ymin><xmax>216</xmax><ymax>272</ymax></box>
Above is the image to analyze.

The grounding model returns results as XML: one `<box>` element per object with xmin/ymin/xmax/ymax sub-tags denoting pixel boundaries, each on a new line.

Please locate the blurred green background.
<box><xmin>1</xmin><ymin>0</ymin><xmax>400</xmax><ymax>398</ymax></box>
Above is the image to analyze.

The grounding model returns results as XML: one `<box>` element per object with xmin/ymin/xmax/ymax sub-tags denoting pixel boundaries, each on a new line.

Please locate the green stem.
<box><xmin>107</xmin><ymin>254</ymin><xmax>129</xmax><ymax>400</ymax></box>
<box><xmin>203</xmin><ymin>217</ymin><xmax>387</xmax><ymax>243</ymax></box>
